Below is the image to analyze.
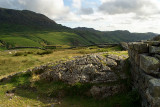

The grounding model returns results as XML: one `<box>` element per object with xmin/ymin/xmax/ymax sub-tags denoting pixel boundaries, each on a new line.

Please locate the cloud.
<box><xmin>80</xmin><ymin>7</ymin><xmax>94</xmax><ymax>15</ymax></box>
<box><xmin>99</xmin><ymin>0</ymin><xmax>160</xmax><ymax>15</ymax></box>
<box><xmin>0</xmin><ymin>0</ymin><xmax>70</xmax><ymax>19</ymax></box>
<box><xmin>0</xmin><ymin>0</ymin><xmax>160</xmax><ymax>33</ymax></box>
<box><xmin>72</xmin><ymin>0</ymin><xmax>82</xmax><ymax>9</ymax></box>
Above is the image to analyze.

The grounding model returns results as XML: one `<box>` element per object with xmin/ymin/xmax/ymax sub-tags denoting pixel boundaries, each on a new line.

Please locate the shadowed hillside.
<box><xmin>0</xmin><ymin>7</ymin><xmax>70</xmax><ymax>31</ymax></box>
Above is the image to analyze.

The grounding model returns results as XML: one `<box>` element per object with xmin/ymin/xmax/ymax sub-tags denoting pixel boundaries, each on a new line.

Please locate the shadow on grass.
<box><xmin>0</xmin><ymin>64</ymin><xmax>141</xmax><ymax>107</ymax></box>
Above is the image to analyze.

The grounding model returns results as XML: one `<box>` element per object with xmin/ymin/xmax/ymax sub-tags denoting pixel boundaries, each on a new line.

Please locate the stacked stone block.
<box><xmin>128</xmin><ymin>41</ymin><xmax>160</xmax><ymax>107</ymax></box>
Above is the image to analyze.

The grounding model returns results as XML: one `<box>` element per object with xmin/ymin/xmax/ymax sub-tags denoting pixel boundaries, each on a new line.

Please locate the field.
<box><xmin>0</xmin><ymin>46</ymin><xmax>141</xmax><ymax>107</ymax></box>
<box><xmin>0</xmin><ymin>26</ymin><xmax>156</xmax><ymax>50</ymax></box>
<box><xmin>0</xmin><ymin>31</ymin><xmax>92</xmax><ymax>49</ymax></box>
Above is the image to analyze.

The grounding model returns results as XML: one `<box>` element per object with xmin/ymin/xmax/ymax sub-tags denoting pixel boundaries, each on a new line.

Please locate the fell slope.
<box><xmin>0</xmin><ymin>8</ymin><xmax>157</xmax><ymax>49</ymax></box>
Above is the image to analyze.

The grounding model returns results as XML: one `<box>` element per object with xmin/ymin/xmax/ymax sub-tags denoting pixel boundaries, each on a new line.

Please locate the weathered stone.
<box><xmin>150</xmin><ymin>41</ymin><xmax>160</xmax><ymax>46</ymax></box>
<box><xmin>39</xmin><ymin>54</ymin><xmax>127</xmax><ymax>84</ymax></box>
<box><xmin>105</xmin><ymin>58</ymin><xmax>117</xmax><ymax>67</ymax></box>
<box><xmin>149</xmin><ymin>79</ymin><xmax>160</xmax><ymax>97</ymax></box>
<box><xmin>128</xmin><ymin>42</ymin><xmax>134</xmax><ymax>49</ymax></box>
<box><xmin>132</xmin><ymin>42</ymin><xmax>148</xmax><ymax>53</ymax></box>
<box><xmin>93</xmin><ymin>72</ymin><xmax>118</xmax><ymax>83</ymax></box>
<box><xmin>100</xmin><ymin>65</ymin><xmax>111</xmax><ymax>72</ymax></box>
<box><xmin>90</xmin><ymin>85</ymin><xmax>125</xmax><ymax>99</ymax></box>
<box><xmin>107</xmin><ymin>54</ymin><xmax>123</xmax><ymax>62</ymax></box>
<box><xmin>120</xmin><ymin>42</ymin><xmax>128</xmax><ymax>50</ymax></box>
<box><xmin>140</xmin><ymin>54</ymin><xmax>160</xmax><ymax>74</ymax></box>
<box><xmin>135</xmin><ymin>53</ymin><xmax>140</xmax><ymax>65</ymax></box>
<box><xmin>149</xmin><ymin>46</ymin><xmax>160</xmax><ymax>54</ymax></box>
<box><xmin>90</xmin><ymin>86</ymin><xmax>101</xmax><ymax>98</ymax></box>
<box><xmin>128</xmin><ymin>41</ymin><xmax>160</xmax><ymax>107</ymax></box>
<box><xmin>139</xmin><ymin>43</ymin><xmax>149</xmax><ymax>53</ymax></box>
<box><xmin>155</xmin><ymin>54</ymin><xmax>160</xmax><ymax>60</ymax></box>
<box><xmin>82</xmin><ymin>64</ymin><xmax>97</xmax><ymax>74</ymax></box>
<box><xmin>144</xmin><ymin>41</ymin><xmax>160</xmax><ymax>46</ymax></box>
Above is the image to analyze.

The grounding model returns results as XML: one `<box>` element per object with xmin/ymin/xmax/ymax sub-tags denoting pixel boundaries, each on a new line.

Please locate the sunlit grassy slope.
<box><xmin>0</xmin><ymin>31</ymin><xmax>92</xmax><ymax>48</ymax></box>
<box><xmin>0</xmin><ymin>30</ymin><xmax>156</xmax><ymax>50</ymax></box>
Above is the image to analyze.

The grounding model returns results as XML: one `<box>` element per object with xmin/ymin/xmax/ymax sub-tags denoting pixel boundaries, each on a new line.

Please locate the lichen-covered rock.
<box><xmin>149</xmin><ymin>79</ymin><xmax>160</xmax><ymax>97</ymax></box>
<box><xmin>40</xmin><ymin>53</ymin><xmax>128</xmax><ymax>84</ymax></box>
<box><xmin>129</xmin><ymin>42</ymin><xmax>148</xmax><ymax>53</ymax></box>
<box><xmin>105</xmin><ymin>58</ymin><xmax>117</xmax><ymax>68</ymax></box>
<box><xmin>155</xmin><ymin>54</ymin><xmax>160</xmax><ymax>60</ymax></box>
<box><xmin>120</xmin><ymin>42</ymin><xmax>128</xmax><ymax>50</ymax></box>
<box><xmin>149</xmin><ymin>46</ymin><xmax>160</xmax><ymax>54</ymax></box>
<box><xmin>140</xmin><ymin>54</ymin><xmax>160</xmax><ymax>74</ymax></box>
<box><xmin>128</xmin><ymin>40</ymin><xmax>160</xmax><ymax>107</ymax></box>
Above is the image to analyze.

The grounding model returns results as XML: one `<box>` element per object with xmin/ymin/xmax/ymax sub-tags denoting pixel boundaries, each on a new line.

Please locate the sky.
<box><xmin>0</xmin><ymin>0</ymin><xmax>160</xmax><ymax>33</ymax></box>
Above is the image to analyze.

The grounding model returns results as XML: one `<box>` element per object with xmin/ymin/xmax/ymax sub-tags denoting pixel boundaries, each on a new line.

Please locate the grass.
<box><xmin>58</xmin><ymin>92</ymin><xmax>140</xmax><ymax>107</ymax></box>
<box><xmin>0</xmin><ymin>72</ymin><xmax>140</xmax><ymax>107</ymax></box>
<box><xmin>0</xmin><ymin>79</ymin><xmax>141</xmax><ymax>107</ymax></box>
<box><xmin>0</xmin><ymin>46</ymin><xmax>122</xmax><ymax>78</ymax></box>
<box><xmin>0</xmin><ymin>47</ymin><xmax>6</xmax><ymax>51</ymax></box>
<box><xmin>0</xmin><ymin>46</ymin><xmax>141</xmax><ymax>107</ymax></box>
<box><xmin>0</xmin><ymin>29</ymin><xmax>154</xmax><ymax>50</ymax></box>
<box><xmin>0</xmin><ymin>31</ymin><xmax>92</xmax><ymax>48</ymax></box>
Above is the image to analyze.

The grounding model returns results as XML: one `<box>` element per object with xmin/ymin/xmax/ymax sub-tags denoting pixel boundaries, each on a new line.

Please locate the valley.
<box><xmin>0</xmin><ymin>7</ymin><xmax>159</xmax><ymax>107</ymax></box>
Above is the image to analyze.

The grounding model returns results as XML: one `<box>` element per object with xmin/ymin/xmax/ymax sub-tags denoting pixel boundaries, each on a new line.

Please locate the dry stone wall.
<box><xmin>128</xmin><ymin>41</ymin><xmax>160</xmax><ymax>107</ymax></box>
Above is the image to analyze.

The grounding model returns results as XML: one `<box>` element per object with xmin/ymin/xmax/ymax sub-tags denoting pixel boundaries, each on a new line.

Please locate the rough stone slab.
<box><xmin>149</xmin><ymin>79</ymin><xmax>160</xmax><ymax>97</ymax></box>
<box><xmin>135</xmin><ymin>53</ymin><xmax>140</xmax><ymax>65</ymax></box>
<box><xmin>144</xmin><ymin>41</ymin><xmax>160</xmax><ymax>46</ymax></box>
<box><xmin>140</xmin><ymin>54</ymin><xmax>160</xmax><ymax>74</ymax></box>
<box><xmin>128</xmin><ymin>42</ymin><xmax>134</xmax><ymax>49</ymax></box>
<box><xmin>120</xmin><ymin>42</ymin><xmax>128</xmax><ymax>50</ymax></box>
<box><xmin>138</xmin><ymin>43</ymin><xmax>149</xmax><ymax>53</ymax></box>
<box><xmin>149</xmin><ymin>41</ymin><xmax>160</xmax><ymax>46</ymax></box>
<box><xmin>132</xmin><ymin>42</ymin><xmax>148</xmax><ymax>53</ymax></box>
<box><xmin>146</xmin><ymin>89</ymin><xmax>160</xmax><ymax>107</ymax></box>
<box><xmin>155</xmin><ymin>54</ymin><xmax>160</xmax><ymax>60</ymax></box>
<box><xmin>149</xmin><ymin>46</ymin><xmax>160</xmax><ymax>54</ymax></box>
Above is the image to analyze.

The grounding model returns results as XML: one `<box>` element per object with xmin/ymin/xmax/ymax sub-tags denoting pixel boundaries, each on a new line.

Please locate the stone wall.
<box><xmin>128</xmin><ymin>41</ymin><xmax>160</xmax><ymax>107</ymax></box>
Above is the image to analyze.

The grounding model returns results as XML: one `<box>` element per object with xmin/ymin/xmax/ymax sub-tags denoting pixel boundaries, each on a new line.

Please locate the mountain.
<box><xmin>74</xmin><ymin>28</ymin><xmax>157</xmax><ymax>43</ymax></box>
<box><xmin>0</xmin><ymin>8</ymin><xmax>157</xmax><ymax>50</ymax></box>
<box><xmin>0</xmin><ymin>8</ymin><xmax>70</xmax><ymax>32</ymax></box>
<box><xmin>74</xmin><ymin>27</ymin><xmax>98</xmax><ymax>32</ymax></box>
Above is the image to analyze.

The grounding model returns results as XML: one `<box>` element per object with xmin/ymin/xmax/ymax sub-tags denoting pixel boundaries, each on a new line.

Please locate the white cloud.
<box><xmin>0</xmin><ymin>0</ymin><xmax>70</xmax><ymax>19</ymax></box>
<box><xmin>99</xmin><ymin>0</ymin><xmax>160</xmax><ymax>15</ymax></box>
<box><xmin>72</xmin><ymin>0</ymin><xmax>82</xmax><ymax>9</ymax></box>
<box><xmin>0</xmin><ymin>0</ymin><xmax>160</xmax><ymax>33</ymax></box>
<box><xmin>80</xmin><ymin>7</ymin><xmax>94</xmax><ymax>15</ymax></box>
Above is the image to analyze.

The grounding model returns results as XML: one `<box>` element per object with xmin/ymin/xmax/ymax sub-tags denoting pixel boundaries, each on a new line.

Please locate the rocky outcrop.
<box><xmin>128</xmin><ymin>40</ymin><xmax>160</xmax><ymax>107</ymax></box>
<box><xmin>0</xmin><ymin>52</ymin><xmax>129</xmax><ymax>99</ymax></box>
<box><xmin>40</xmin><ymin>53</ymin><xmax>128</xmax><ymax>98</ymax></box>
<box><xmin>40</xmin><ymin>53</ymin><xmax>128</xmax><ymax>84</ymax></box>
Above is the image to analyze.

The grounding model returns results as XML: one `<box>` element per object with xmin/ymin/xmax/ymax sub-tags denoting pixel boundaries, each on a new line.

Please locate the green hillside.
<box><xmin>0</xmin><ymin>8</ymin><xmax>157</xmax><ymax>49</ymax></box>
